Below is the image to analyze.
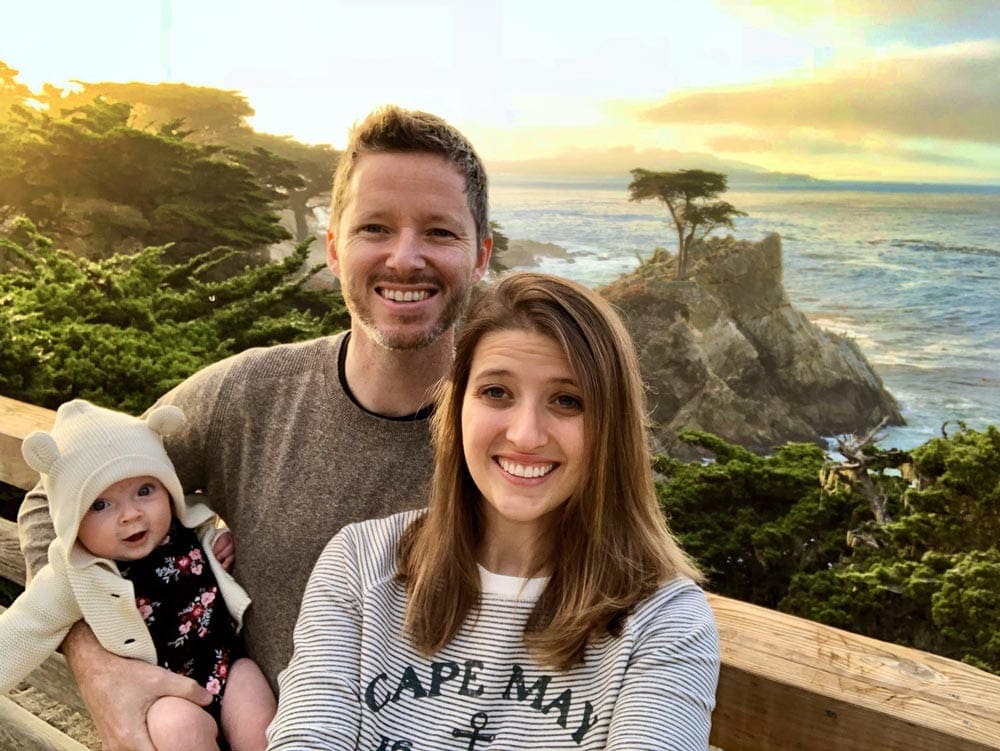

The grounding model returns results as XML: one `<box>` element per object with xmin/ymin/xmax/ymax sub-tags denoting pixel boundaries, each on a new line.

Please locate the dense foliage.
<box><xmin>0</xmin><ymin>219</ymin><xmax>348</xmax><ymax>413</ymax></box>
<box><xmin>0</xmin><ymin>98</ymin><xmax>291</xmax><ymax>268</ymax></box>
<box><xmin>658</xmin><ymin>426</ymin><xmax>1000</xmax><ymax>674</ymax></box>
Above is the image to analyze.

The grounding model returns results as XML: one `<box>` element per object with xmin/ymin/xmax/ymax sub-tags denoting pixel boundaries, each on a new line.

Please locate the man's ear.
<box><xmin>326</xmin><ymin>229</ymin><xmax>340</xmax><ymax>278</ymax></box>
<box><xmin>473</xmin><ymin>234</ymin><xmax>493</xmax><ymax>283</ymax></box>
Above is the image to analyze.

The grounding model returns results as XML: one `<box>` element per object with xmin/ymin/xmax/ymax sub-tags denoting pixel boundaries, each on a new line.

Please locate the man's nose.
<box><xmin>385</xmin><ymin>230</ymin><xmax>427</xmax><ymax>273</ymax></box>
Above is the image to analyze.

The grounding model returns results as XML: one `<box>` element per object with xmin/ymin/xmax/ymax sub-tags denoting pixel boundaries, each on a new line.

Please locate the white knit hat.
<box><xmin>21</xmin><ymin>399</ymin><xmax>187</xmax><ymax>548</ymax></box>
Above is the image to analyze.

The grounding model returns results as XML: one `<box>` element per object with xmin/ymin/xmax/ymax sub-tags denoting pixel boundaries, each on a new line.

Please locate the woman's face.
<box><xmin>461</xmin><ymin>328</ymin><xmax>586</xmax><ymax>540</ymax></box>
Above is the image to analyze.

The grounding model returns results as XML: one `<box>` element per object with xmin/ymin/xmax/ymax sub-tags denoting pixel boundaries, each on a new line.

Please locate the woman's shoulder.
<box><xmin>629</xmin><ymin>578</ymin><xmax>717</xmax><ymax>635</ymax></box>
<box><xmin>316</xmin><ymin>509</ymin><xmax>426</xmax><ymax>585</ymax></box>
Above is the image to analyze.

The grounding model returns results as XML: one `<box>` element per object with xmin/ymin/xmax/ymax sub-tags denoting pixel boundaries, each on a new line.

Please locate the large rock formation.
<box><xmin>600</xmin><ymin>233</ymin><xmax>903</xmax><ymax>456</ymax></box>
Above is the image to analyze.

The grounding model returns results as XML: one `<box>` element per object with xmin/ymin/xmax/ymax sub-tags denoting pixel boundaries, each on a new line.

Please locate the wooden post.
<box><xmin>0</xmin><ymin>697</ymin><xmax>91</xmax><ymax>751</ymax></box>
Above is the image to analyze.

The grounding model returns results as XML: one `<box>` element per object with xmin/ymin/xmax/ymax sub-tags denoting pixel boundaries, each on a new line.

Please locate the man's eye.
<box><xmin>360</xmin><ymin>224</ymin><xmax>387</xmax><ymax>234</ymax></box>
<box><xmin>428</xmin><ymin>228</ymin><xmax>456</xmax><ymax>238</ymax></box>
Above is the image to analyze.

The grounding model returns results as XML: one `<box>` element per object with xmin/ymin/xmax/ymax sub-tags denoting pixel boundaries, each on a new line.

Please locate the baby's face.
<box><xmin>77</xmin><ymin>476</ymin><xmax>173</xmax><ymax>561</ymax></box>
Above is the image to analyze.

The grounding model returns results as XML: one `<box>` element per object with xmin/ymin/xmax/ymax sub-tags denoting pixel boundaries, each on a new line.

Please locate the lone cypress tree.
<box><xmin>627</xmin><ymin>168</ymin><xmax>746</xmax><ymax>280</ymax></box>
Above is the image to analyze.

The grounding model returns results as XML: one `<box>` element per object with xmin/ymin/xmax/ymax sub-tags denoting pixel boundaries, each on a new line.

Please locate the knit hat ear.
<box><xmin>146</xmin><ymin>405</ymin><xmax>185</xmax><ymax>437</ymax></box>
<box><xmin>21</xmin><ymin>431</ymin><xmax>61</xmax><ymax>474</ymax></box>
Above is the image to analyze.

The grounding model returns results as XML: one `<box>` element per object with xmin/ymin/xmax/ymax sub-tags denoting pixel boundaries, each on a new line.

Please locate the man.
<box><xmin>18</xmin><ymin>105</ymin><xmax>493</xmax><ymax>751</ymax></box>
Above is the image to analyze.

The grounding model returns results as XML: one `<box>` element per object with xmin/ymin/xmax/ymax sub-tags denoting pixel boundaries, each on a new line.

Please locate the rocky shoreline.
<box><xmin>602</xmin><ymin>233</ymin><xmax>903</xmax><ymax>456</ymax></box>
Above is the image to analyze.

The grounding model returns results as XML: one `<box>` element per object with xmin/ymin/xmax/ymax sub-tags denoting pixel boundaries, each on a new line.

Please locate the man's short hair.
<box><xmin>329</xmin><ymin>106</ymin><xmax>490</xmax><ymax>247</ymax></box>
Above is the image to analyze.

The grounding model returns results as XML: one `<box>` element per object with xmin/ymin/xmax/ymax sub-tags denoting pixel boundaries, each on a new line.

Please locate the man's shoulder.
<box><xmin>163</xmin><ymin>332</ymin><xmax>345</xmax><ymax>410</ymax></box>
<box><xmin>212</xmin><ymin>333</ymin><xmax>345</xmax><ymax>381</ymax></box>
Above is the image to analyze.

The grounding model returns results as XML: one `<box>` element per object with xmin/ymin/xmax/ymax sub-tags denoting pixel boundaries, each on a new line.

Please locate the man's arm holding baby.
<box><xmin>61</xmin><ymin>622</ymin><xmax>212</xmax><ymax>751</ymax></box>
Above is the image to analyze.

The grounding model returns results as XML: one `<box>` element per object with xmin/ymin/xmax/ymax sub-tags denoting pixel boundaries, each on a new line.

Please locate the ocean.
<box><xmin>489</xmin><ymin>176</ymin><xmax>1000</xmax><ymax>451</ymax></box>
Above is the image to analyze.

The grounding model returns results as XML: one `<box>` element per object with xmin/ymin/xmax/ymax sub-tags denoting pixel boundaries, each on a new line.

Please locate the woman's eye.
<box><xmin>555</xmin><ymin>394</ymin><xmax>583</xmax><ymax>411</ymax></box>
<box><xmin>360</xmin><ymin>224</ymin><xmax>386</xmax><ymax>234</ymax></box>
<box><xmin>482</xmin><ymin>386</ymin><xmax>507</xmax><ymax>400</ymax></box>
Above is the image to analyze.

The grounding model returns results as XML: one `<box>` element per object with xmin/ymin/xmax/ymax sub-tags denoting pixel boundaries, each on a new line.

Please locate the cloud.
<box><xmin>722</xmin><ymin>0</ymin><xmax>1000</xmax><ymax>32</ymax></box>
<box><xmin>707</xmin><ymin>130</ymin><xmax>986</xmax><ymax>168</ymax></box>
<box><xmin>640</xmin><ymin>41</ymin><xmax>1000</xmax><ymax>144</ymax></box>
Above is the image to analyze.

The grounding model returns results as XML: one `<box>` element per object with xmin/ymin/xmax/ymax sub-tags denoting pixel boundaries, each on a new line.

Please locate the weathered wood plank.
<box><xmin>0</xmin><ymin>394</ymin><xmax>54</xmax><ymax>491</ymax></box>
<box><xmin>1</xmin><ymin>515</ymin><xmax>26</xmax><ymax>586</ymax></box>
<box><xmin>708</xmin><ymin>593</ymin><xmax>1000</xmax><ymax>751</ymax></box>
<box><xmin>0</xmin><ymin>696</ymin><xmax>90</xmax><ymax>751</ymax></box>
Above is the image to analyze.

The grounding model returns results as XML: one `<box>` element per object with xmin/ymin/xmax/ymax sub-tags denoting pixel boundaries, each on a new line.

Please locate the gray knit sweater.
<box><xmin>19</xmin><ymin>333</ymin><xmax>434</xmax><ymax>688</ymax></box>
<box><xmin>268</xmin><ymin>510</ymin><xmax>720</xmax><ymax>750</ymax></box>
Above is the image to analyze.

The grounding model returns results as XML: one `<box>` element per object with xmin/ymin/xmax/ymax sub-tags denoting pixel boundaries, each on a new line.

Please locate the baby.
<box><xmin>1</xmin><ymin>399</ymin><xmax>275</xmax><ymax>751</ymax></box>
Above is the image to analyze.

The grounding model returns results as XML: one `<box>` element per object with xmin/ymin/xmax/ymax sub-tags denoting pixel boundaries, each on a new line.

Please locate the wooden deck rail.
<box><xmin>2</xmin><ymin>393</ymin><xmax>999</xmax><ymax>750</ymax></box>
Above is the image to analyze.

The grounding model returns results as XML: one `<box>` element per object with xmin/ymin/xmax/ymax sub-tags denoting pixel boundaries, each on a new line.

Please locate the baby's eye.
<box><xmin>90</xmin><ymin>499</ymin><xmax>110</xmax><ymax>512</ymax></box>
<box><xmin>138</xmin><ymin>484</ymin><xmax>153</xmax><ymax>496</ymax></box>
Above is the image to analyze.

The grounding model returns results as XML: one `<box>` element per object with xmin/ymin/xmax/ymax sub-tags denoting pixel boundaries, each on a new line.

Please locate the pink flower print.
<box><xmin>138</xmin><ymin>603</ymin><xmax>154</xmax><ymax>621</ymax></box>
<box><xmin>199</xmin><ymin>627</ymin><xmax>208</xmax><ymax>638</ymax></box>
<box><xmin>191</xmin><ymin>562</ymin><xmax>203</xmax><ymax>575</ymax></box>
<box><xmin>206</xmin><ymin>678</ymin><xmax>221</xmax><ymax>695</ymax></box>
<box><xmin>179</xmin><ymin>621</ymin><xmax>192</xmax><ymax>635</ymax></box>
<box><xmin>200</xmin><ymin>590</ymin><xmax>216</xmax><ymax>607</ymax></box>
<box><xmin>217</xmin><ymin>662</ymin><xmax>228</xmax><ymax>679</ymax></box>
<box><xmin>177</xmin><ymin>555</ymin><xmax>191</xmax><ymax>572</ymax></box>
<box><xmin>190</xmin><ymin>549</ymin><xmax>203</xmax><ymax>561</ymax></box>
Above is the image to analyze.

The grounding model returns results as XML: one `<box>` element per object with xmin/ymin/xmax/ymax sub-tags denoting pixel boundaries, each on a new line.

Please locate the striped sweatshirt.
<box><xmin>267</xmin><ymin>510</ymin><xmax>720</xmax><ymax>751</ymax></box>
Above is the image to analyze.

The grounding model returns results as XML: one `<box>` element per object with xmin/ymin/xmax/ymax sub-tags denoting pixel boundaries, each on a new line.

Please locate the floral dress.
<box><xmin>118</xmin><ymin>518</ymin><xmax>244</xmax><ymax>723</ymax></box>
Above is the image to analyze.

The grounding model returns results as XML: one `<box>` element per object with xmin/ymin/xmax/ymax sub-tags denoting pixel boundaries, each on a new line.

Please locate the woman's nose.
<box><xmin>506</xmin><ymin>403</ymin><xmax>547</xmax><ymax>450</ymax></box>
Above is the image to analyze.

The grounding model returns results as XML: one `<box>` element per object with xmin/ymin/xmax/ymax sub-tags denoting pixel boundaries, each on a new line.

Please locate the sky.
<box><xmin>2</xmin><ymin>0</ymin><xmax>998</xmax><ymax>183</ymax></box>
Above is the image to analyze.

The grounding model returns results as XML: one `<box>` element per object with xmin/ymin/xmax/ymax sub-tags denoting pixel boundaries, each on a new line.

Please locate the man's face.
<box><xmin>327</xmin><ymin>152</ymin><xmax>492</xmax><ymax>351</ymax></box>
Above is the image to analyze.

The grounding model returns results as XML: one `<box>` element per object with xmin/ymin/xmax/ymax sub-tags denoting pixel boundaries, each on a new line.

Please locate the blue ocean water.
<box><xmin>490</xmin><ymin>176</ymin><xmax>1000</xmax><ymax>450</ymax></box>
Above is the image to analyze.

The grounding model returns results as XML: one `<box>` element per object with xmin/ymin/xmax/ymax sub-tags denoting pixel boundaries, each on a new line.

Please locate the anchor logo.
<box><xmin>451</xmin><ymin>711</ymin><xmax>496</xmax><ymax>749</ymax></box>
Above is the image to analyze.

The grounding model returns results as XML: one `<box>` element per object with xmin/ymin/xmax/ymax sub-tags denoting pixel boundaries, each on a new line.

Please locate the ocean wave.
<box><xmin>886</xmin><ymin>239</ymin><xmax>1000</xmax><ymax>258</ymax></box>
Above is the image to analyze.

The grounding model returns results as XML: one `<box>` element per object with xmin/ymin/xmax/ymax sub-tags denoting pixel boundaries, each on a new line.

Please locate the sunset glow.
<box><xmin>3</xmin><ymin>0</ymin><xmax>998</xmax><ymax>183</ymax></box>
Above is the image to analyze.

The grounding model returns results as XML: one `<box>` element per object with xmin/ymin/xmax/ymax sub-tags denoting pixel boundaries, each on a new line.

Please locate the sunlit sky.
<box><xmin>3</xmin><ymin>0</ymin><xmax>999</xmax><ymax>183</ymax></box>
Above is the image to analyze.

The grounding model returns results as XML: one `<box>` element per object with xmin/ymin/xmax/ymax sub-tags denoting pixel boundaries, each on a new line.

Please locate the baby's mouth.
<box><xmin>124</xmin><ymin>531</ymin><xmax>147</xmax><ymax>543</ymax></box>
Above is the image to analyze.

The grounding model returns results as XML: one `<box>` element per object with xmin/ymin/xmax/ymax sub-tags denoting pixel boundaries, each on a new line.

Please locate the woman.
<box><xmin>267</xmin><ymin>273</ymin><xmax>720</xmax><ymax>750</ymax></box>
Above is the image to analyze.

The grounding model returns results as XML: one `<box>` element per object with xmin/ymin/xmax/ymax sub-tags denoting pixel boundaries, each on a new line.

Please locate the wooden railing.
<box><xmin>2</xmin><ymin>393</ymin><xmax>999</xmax><ymax>751</ymax></box>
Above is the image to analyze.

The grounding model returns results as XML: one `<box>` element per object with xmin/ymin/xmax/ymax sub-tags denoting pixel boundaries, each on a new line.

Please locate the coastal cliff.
<box><xmin>599</xmin><ymin>233</ymin><xmax>904</xmax><ymax>456</ymax></box>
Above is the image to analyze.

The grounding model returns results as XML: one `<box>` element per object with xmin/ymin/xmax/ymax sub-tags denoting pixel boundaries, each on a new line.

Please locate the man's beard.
<box><xmin>346</xmin><ymin>275</ymin><xmax>473</xmax><ymax>351</ymax></box>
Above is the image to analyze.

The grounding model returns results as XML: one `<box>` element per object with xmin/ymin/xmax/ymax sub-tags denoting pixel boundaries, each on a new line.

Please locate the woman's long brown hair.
<box><xmin>398</xmin><ymin>272</ymin><xmax>702</xmax><ymax>671</ymax></box>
